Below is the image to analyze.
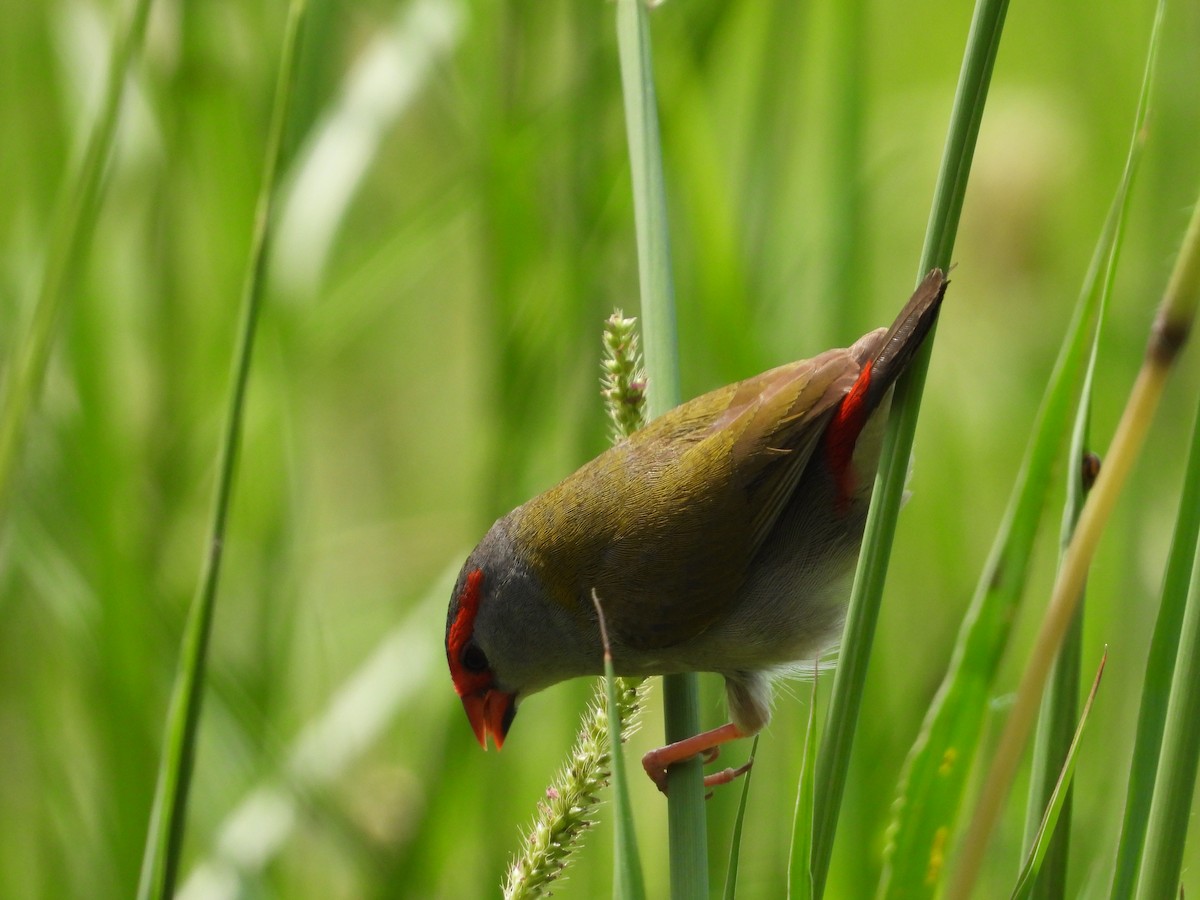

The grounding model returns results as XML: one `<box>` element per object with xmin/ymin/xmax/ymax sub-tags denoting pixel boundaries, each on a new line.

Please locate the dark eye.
<box><xmin>461</xmin><ymin>642</ymin><xmax>489</xmax><ymax>673</ymax></box>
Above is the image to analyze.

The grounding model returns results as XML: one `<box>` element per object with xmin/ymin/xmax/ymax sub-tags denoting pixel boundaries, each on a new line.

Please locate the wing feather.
<box><xmin>509</xmin><ymin>345</ymin><xmax>880</xmax><ymax>653</ymax></box>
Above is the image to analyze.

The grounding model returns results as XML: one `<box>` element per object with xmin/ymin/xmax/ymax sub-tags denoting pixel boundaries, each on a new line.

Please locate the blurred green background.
<box><xmin>2</xmin><ymin>0</ymin><xmax>1198</xmax><ymax>896</ymax></box>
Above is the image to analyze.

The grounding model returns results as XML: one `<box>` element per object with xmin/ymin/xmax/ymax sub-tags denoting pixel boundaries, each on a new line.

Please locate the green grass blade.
<box><xmin>592</xmin><ymin>592</ymin><xmax>647</xmax><ymax>900</ymax></box>
<box><xmin>608</xmin><ymin>669</ymin><xmax>647</xmax><ymax>900</ymax></box>
<box><xmin>810</xmin><ymin>0</ymin><xmax>1011</xmax><ymax>894</ymax></box>
<box><xmin>1021</xmin><ymin>54</ymin><xmax>1136</xmax><ymax>887</ymax></box>
<box><xmin>1112</xmin><ymin>384</ymin><xmax>1200</xmax><ymax>900</ymax></box>
<box><xmin>1106</xmin><ymin>19</ymin><xmax>1197</xmax><ymax>895</ymax></box>
<box><xmin>135</xmin><ymin>3</ymin><xmax>310</xmax><ymax>897</ymax></box>
<box><xmin>1012</xmin><ymin>652</ymin><xmax>1108</xmax><ymax>900</ymax></box>
<box><xmin>1019</xmin><ymin>348</ymin><xmax>1101</xmax><ymax>898</ymax></box>
<box><xmin>956</xmin><ymin>180</ymin><xmax>1200</xmax><ymax>900</ymax></box>
<box><xmin>616</xmin><ymin>0</ymin><xmax>680</xmax><ymax>415</ymax></box>
<box><xmin>876</xmin><ymin>5</ymin><xmax>1157</xmax><ymax>889</ymax></box>
<box><xmin>0</xmin><ymin>0</ymin><xmax>155</xmax><ymax>516</ymax></box>
<box><xmin>1129</xmin><ymin>200</ymin><xmax>1200</xmax><ymax>898</ymax></box>
<box><xmin>1134</xmin><ymin>444</ymin><xmax>1200</xmax><ymax>899</ymax></box>
<box><xmin>788</xmin><ymin>672</ymin><xmax>820</xmax><ymax>900</ymax></box>
<box><xmin>615</xmin><ymin>3</ymin><xmax>707</xmax><ymax>897</ymax></box>
<box><xmin>723</xmin><ymin>734</ymin><xmax>760</xmax><ymax>900</ymax></box>
<box><xmin>1022</xmin><ymin>611</ymin><xmax>1082</xmax><ymax>900</ymax></box>
<box><xmin>1020</xmin><ymin>446</ymin><xmax>1091</xmax><ymax>900</ymax></box>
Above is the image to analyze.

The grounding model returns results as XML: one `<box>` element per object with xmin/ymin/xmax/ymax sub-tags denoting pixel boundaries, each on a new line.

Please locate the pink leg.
<box><xmin>641</xmin><ymin>722</ymin><xmax>753</xmax><ymax>794</ymax></box>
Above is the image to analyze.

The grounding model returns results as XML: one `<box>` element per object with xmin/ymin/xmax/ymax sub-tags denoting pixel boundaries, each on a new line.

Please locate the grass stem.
<box><xmin>615</xmin><ymin>3</ymin><xmax>707</xmax><ymax>897</ymax></box>
<box><xmin>135</xmin><ymin>3</ymin><xmax>309</xmax><ymax>897</ymax></box>
<box><xmin>949</xmin><ymin>194</ymin><xmax>1200</xmax><ymax>900</ymax></box>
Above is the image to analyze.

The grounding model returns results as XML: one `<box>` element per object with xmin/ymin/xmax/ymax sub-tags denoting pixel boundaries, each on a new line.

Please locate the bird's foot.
<box><xmin>641</xmin><ymin>722</ymin><xmax>747</xmax><ymax>795</ymax></box>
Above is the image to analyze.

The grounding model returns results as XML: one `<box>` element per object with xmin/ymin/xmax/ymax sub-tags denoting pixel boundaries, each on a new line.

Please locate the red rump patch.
<box><xmin>825</xmin><ymin>359</ymin><xmax>873</xmax><ymax>508</ymax></box>
<box><xmin>447</xmin><ymin>569</ymin><xmax>490</xmax><ymax>696</ymax></box>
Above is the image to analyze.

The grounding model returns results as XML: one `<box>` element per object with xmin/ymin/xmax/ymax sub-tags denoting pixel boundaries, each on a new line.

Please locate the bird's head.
<box><xmin>445</xmin><ymin>558</ymin><xmax>517</xmax><ymax>751</ymax></box>
<box><xmin>445</xmin><ymin>517</ymin><xmax>598</xmax><ymax>750</ymax></box>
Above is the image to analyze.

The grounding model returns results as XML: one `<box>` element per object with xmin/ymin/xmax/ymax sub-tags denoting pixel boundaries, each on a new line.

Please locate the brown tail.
<box><xmin>823</xmin><ymin>269</ymin><xmax>948</xmax><ymax>503</ymax></box>
<box><xmin>860</xmin><ymin>268</ymin><xmax>948</xmax><ymax>411</ymax></box>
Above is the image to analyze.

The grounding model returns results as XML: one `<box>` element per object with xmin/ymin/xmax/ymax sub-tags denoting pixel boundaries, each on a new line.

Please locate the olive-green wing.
<box><xmin>726</xmin><ymin>344</ymin><xmax>883</xmax><ymax>555</ymax></box>
<box><xmin>593</xmin><ymin>346</ymin><xmax>871</xmax><ymax>651</ymax></box>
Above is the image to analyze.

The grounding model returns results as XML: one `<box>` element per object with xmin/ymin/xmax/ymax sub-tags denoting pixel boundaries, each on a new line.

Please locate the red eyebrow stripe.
<box><xmin>447</xmin><ymin>569</ymin><xmax>488</xmax><ymax>695</ymax></box>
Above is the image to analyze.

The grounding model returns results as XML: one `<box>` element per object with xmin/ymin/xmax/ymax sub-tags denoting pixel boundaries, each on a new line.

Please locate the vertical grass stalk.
<box><xmin>1012</xmin><ymin>652</ymin><xmax>1107</xmax><ymax>900</ymax></box>
<box><xmin>615</xmin><ymin>3</ymin><xmax>708</xmax><ymax>898</ymax></box>
<box><xmin>1133</xmin><ymin>401</ymin><xmax>1200</xmax><ymax>899</ymax></box>
<box><xmin>1020</xmin><ymin>133</ymin><xmax>1123</xmax><ymax>900</ymax></box>
<box><xmin>721</xmin><ymin>734</ymin><xmax>759</xmax><ymax>900</ymax></box>
<box><xmin>1111</xmin><ymin>346</ymin><xmax>1200</xmax><ymax>900</ymax></box>
<box><xmin>951</xmin><ymin>192</ymin><xmax>1200</xmax><ymax>900</ymax></box>
<box><xmin>592</xmin><ymin>590</ymin><xmax>647</xmax><ymax>900</ymax></box>
<box><xmin>788</xmin><ymin>670</ymin><xmax>820</xmax><ymax>900</ymax></box>
<box><xmin>1020</xmin><ymin>485</ymin><xmax>1086</xmax><ymax>899</ymax></box>
<box><xmin>810</xmin><ymin>0</ymin><xmax>1010</xmax><ymax>894</ymax></box>
<box><xmin>135</xmin><ymin>2</ymin><xmax>309</xmax><ymax>897</ymax></box>
<box><xmin>877</xmin><ymin>7</ymin><xmax>1157</xmax><ymax>892</ymax></box>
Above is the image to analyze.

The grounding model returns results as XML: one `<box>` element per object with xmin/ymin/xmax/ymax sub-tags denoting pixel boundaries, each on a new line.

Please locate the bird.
<box><xmin>445</xmin><ymin>268</ymin><xmax>948</xmax><ymax>791</ymax></box>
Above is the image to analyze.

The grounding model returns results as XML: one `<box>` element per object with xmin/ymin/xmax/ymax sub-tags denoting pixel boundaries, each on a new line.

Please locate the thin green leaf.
<box><xmin>592</xmin><ymin>591</ymin><xmax>647</xmax><ymax>900</ymax></box>
<box><xmin>1018</xmin><ymin>311</ymin><xmax>1104</xmax><ymax>899</ymax></box>
<box><xmin>1135</xmin><ymin>449</ymin><xmax>1200</xmax><ymax>899</ymax></box>
<box><xmin>954</xmin><ymin>174</ymin><xmax>1200</xmax><ymax>900</ymax></box>
<box><xmin>1012</xmin><ymin>651</ymin><xmax>1108</xmax><ymax>900</ymax></box>
<box><xmin>1022</xmin><ymin>608</ymin><xmax>1083</xmax><ymax>900</ymax></box>
<box><xmin>1113</xmin><ymin>376</ymin><xmax>1200</xmax><ymax>900</ymax></box>
<box><xmin>1021</xmin><ymin>30</ymin><xmax>1141</xmax><ymax>882</ymax></box>
<box><xmin>1107</xmin><ymin>11</ymin><xmax>1198</xmax><ymax>896</ymax></box>
<box><xmin>616</xmin><ymin>0</ymin><xmax>679</xmax><ymax>417</ymax></box>
<box><xmin>135</xmin><ymin>3</ymin><xmax>310</xmax><ymax>898</ymax></box>
<box><xmin>877</xmin><ymin>2</ymin><xmax>1158</xmax><ymax>889</ymax></box>
<box><xmin>723</xmin><ymin>734</ymin><xmax>760</xmax><ymax>900</ymax></box>
<box><xmin>1132</xmin><ymin>206</ymin><xmax>1200</xmax><ymax>899</ymax></box>
<box><xmin>810</xmin><ymin>0</ymin><xmax>1012</xmax><ymax>894</ymax></box>
<box><xmin>788</xmin><ymin>671</ymin><xmax>820</xmax><ymax>900</ymax></box>
<box><xmin>1020</xmin><ymin>413</ymin><xmax>1094</xmax><ymax>899</ymax></box>
<box><xmin>615</xmin><ymin>2</ymin><xmax>707</xmax><ymax>896</ymax></box>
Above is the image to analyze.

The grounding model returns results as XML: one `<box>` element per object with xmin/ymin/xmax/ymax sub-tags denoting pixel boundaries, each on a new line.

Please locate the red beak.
<box><xmin>462</xmin><ymin>689</ymin><xmax>517</xmax><ymax>750</ymax></box>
